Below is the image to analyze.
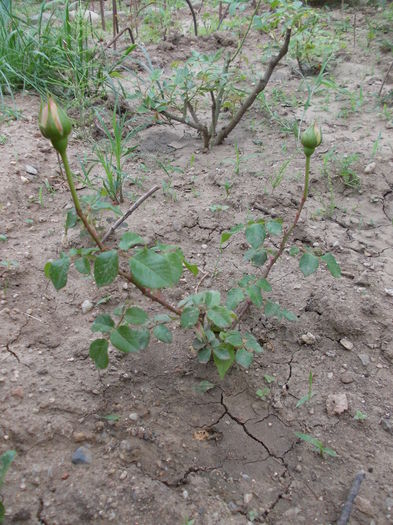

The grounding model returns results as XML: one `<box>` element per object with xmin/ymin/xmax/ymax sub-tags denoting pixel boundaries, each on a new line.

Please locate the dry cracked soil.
<box><xmin>1</xmin><ymin>4</ymin><xmax>393</xmax><ymax>525</ymax></box>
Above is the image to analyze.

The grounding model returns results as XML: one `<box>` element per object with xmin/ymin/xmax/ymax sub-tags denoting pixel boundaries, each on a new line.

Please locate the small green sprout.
<box><xmin>354</xmin><ymin>410</ymin><xmax>367</xmax><ymax>421</ymax></box>
<box><xmin>295</xmin><ymin>432</ymin><xmax>337</xmax><ymax>458</ymax></box>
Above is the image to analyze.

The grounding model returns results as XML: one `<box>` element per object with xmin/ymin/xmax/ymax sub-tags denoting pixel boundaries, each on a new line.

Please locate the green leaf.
<box><xmin>266</xmin><ymin>220</ymin><xmax>282</xmax><ymax>236</ymax></box>
<box><xmin>91</xmin><ymin>314</ymin><xmax>115</xmax><ymax>333</ymax></box>
<box><xmin>0</xmin><ymin>501</ymin><xmax>4</xmax><ymax>523</ymax></box>
<box><xmin>110</xmin><ymin>326</ymin><xmax>150</xmax><ymax>353</ymax></box>
<box><xmin>256</xmin><ymin>278</ymin><xmax>272</xmax><ymax>292</ymax></box>
<box><xmin>74</xmin><ymin>256</ymin><xmax>90</xmax><ymax>275</ymax></box>
<box><xmin>321</xmin><ymin>253</ymin><xmax>341</xmax><ymax>278</ymax></box>
<box><xmin>296</xmin><ymin>394</ymin><xmax>309</xmax><ymax>408</ymax></box>
<box><xmin>65</xmin><ymin>209</ymin><xmax>77</xmax><ymax>233</ymax></box>
<box><xmin>89</xmin><ymin>339</ymin><xmax>109</xmax><ymax>369</ymax></box>
<box><xmin>45</xmin><ymin>256</ymin><xmax>70</xmax><ymax>290</ymax></box>
<box><xmin>94</xmin><ymin>250</ymin><xmax>119</xmax><ymax>287</ymax></box>
<box><xmin>282</xmin><ymin>308</ymin><xmax>297</xmax><ymax>321</ymax></box>
<box><xmin>198</xmin><ymin>346</ymin><xmax>212</xmax><ymax>364</ymax></box>
<box><xmin>245</xmin><ymin>223</ymin><xmax>266</xmax><ymax>249</ymax></box>
<box><xmin>264</xmin><ymin>300</ymin><xmax>281</xmax><ymax>318</ymax></box>
<box><xmin>194</xmin><ymin>380</ymin><xmax>215</xmax><ymax>393</ymax></box>
<box><xmin>207</xmin><ymin>306</ymin><xmax>234</xmax><ymax>329</ymax></box>
<box><xmin>181</xmin><ymin>306</ymin><xmax>200</xmax><ymax>328</ymax></box>
<box><xmin>289</xmin><ymin>245</ymin><xmax>300</xmax><ymax>256</ymax></box>
<box><xmin>226</xmin><ymin>288</ymin><xmax>244</xmax><ymax>311</ymax></box>
<box><xmin>119</xmin><ymin>232</ymin><xmax>144</xmax><ymax>250</ymax></box>
<box><xmin>0</xmin><ymin>450</ymin><xmax>16</xmax><ymax>486</ymax></box>
<box><xmin>101</xmin><ymin>414</ymin><xmax>120</xmax><ymax>421</ymax></box>
<box><xmin>153</xmin><ymin>314</ymin><xmax>172</xmax><ymax>324</ymax></box>
<box><xmin>264</xmin><ymin>374</ymin><xmax>275</xmax><ymax>384</ymax></box>
<box><xmin>153</xmin><ymin>324</ymin><xmax>172</xmax><ymax>343</ymax></box>
<box><xmin>221</xmin><ymin>330</ymin><xmax>243</xmax><ymax>348</ymax></box>
<box><xmin>246</xmin><ymin>285</ymin><xmax>263</xmax><ymax>307</ymax></box>
<box><xmin>0</xmin><ymin>234</ymin><xmax>7</xmax><ymax>242</ymax></box>
<box><xmin>220</xmin><ymin>223</ymin><xmax>244</xmax><ymax>244</ymax></box>
<box><xmin>213</xmin><ymin>344</ymin><xmax>232</xmax><ymax>360</ymax></box>
<box><xmin>299</xmin><ymin>252</ymin><xmax>319</xmax><ymax>277</ymax></box>
<box><xmin>204</xmin><ymin>290</ymin><xmax>221</xmax><ymax>307</ymax></box>
<box><xmin>235</xmin><ymin>348</ymin><xmax>253</xmax><ymax>368</ymax></box>
<box><xmin>213</xmin><ymin>347</ymin><xmax>235</xmax><ymax>379</ymax></box>
<box><xmin>256</xmin><ymin>387</ymin><xmax>270</xmax><ymax>400</ymax></box>
<box><xmin>125</xmin><ymin>307</ymin><xmax>148</xmax><ymax>325</ymax></box>
<box><xmin>244</xmin><ymin>248</ymin><xmax>267</xmax><ymax>267</ymax></box>
<box><xmin>183</xmin><ymin>259</ymin><xmax>199</xmax><ymax>276</ymax></box>
<box><xmin>130</xmin><ymin>248</ymin><xmax>182</xmax><ymax>289</ymax></box>
<box><xmin>244</xmin><ymin>332</ymin><xmax>263</xmax><ymax>353</ymax></box>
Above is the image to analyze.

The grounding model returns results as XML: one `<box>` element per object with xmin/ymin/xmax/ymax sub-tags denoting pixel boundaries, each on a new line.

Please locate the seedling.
<box><xmin>210</xmin><ymin>204</ymin><xmax>229</xmax><ymax>213</ymax></box>
<box><xmin>194</xmin><ymin>380</ymin><xmax>215</xmax><ymax>393</ymax></box>
<box><xmin>256</xmin><ymin>387</ymin><xmax>270</xmax><ymax>400</ymax></box>
<box><xmin>296</xmin><ymin>370</ymin><xmax>314</xmax><ymax>408</ymax></box>
<box><xmin>0</xmin><ymin>450</ymin><xmax>16</xmax><ymax>524</ymax></box>
<box><xmin>295</xmin><ymin>432</ymin><xmax>337</xmax><ymax>458</ymax></box>
<box><xmin>354</xmin><ymin>410</ymin><xmax>367</xmax><ymax>421</ymax></box>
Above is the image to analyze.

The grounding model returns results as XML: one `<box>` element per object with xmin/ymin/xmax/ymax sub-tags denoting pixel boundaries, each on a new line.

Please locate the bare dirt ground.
<box><xmin>1</xmin><ymin>5</ymin><xmax>393</xmax><ymax>525</ymax></box>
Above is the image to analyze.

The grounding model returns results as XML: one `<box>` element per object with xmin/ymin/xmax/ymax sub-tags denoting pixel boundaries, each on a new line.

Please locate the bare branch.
<box><xmin>102</xmin><ymin>185</ymin><xmax>160</xmax><ymax>242</ymax></box>
<box><xmin>105</xmin><ymin>26</ymin><xmax>135</xmax><ymax>48</ymax></box>
<box><xmin>214</xmin><ymin>29</ymin><xmax>291</xmax><ymax>146</ymax></box>
<box><xmin>184</xmin><ymin>0</ymin><xmax>198</xmax><ymax>36</ymax></box>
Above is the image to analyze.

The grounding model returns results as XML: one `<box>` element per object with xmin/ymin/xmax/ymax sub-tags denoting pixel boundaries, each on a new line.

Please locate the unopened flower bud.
<box><xmin>301</xmin><ymin>122</ymin><xmax>322</xmax><ymax>157</ymax></box>
<box><xmin>39</xmin><ymin>98</ymin><xmax>72</xmax><ymax>154</ymax></box>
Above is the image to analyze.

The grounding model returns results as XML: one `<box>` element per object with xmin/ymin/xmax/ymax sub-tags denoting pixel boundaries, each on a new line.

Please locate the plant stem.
<box><xmin>60</xmin><ymin>151</ymin><xmax>181</xmax><ymax>315</ymax></box>
<box><xmin>235</xmin><ymin>152</ymin><xmax>312</xmax><ymax>324</ymax></box>
<box><xmin>60</xmin><ymin>150</ymin><xmax>105</xmax><ymax>250</ymax></box>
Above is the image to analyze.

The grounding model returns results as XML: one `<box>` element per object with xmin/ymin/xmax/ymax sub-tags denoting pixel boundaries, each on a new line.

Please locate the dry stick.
<box><xmin>353</xmin><ymin>13</ymin><xmax>356</xmax><ymax>48</ymax></box>
<box><xmin>378</xmin><ymin>59</ymin><xmax>393</xmax><ymax>98</ymax></box>
<box><xmin>102</xmin><ymin>185</ymin><xmax>160</xmax><ymax>242</ymax></box>
<box><xmin>105</xmin><ymin>26</ymin><xmax>135</xmax><ymax>48</ymax></box>
<box><xmin>112</xmin><ymin>0</ymin><xmax>119</xmax><ymax>50</ymax></box>
<box><xmin>99</xmin><ymin>0</ymin><xmax>105</xmax><ymax>30</ymax></box>
<box><xmin>337</xmin><ymin>471</ymin><xmax>366</xmax><ymax>525</ymax></box>
<box><xmin>184</xmin><ymin>0</ymin><xmax>198</xmax><ymax>37</ymax></box>
<box><xmin>214</xmin><ymin>29</ymin><xmax>291</xmax><ymax>146</ymax></box>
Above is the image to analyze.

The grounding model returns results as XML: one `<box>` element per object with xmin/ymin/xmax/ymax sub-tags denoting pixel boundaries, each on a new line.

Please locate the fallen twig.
<box><xmin>105</xmin><ymin>26</ymin><xmax>135</xmax><ymax>48</ymax></box>
<box><xmin>102</xmin><ymin>185</ymin><xmax>160</xmax><ymax>242</ymax></box>
<box><xmin>337</xmin><ymin>471</ymin><xmax>366</xmax><ymax>525</ymax></box>
<box><xmin>378</xmin><ymin>59</ymin><xmax>393</xmax><ymax>98</ymax></box>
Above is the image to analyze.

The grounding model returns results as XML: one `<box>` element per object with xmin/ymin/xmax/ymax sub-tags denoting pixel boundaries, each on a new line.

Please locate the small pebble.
<box><xmin>364</xmin><ymin>162</ymin><xmax>376</xmax><ymax>174</ymax></box>
<box><xmin>340</xmin><ymin>338</ymin><xmax>354</xmax><ymax>351</ymax></box>
<box><xmin>129</xmin><ymin>413</ymin><xmax>139</xmax><ymax>422</ymax></box>
<box><xmin>301</xmin><ymin>332</ymin><xmax>316</xmax><ymax>345</ymax></box>
<box><xmin>25</xmin><ymin>164</ymin><xmax>38</xmax><ymax>175</ymax></box>
<box><xmin>243</xmin><ymin>493</ymin><xmax>253</xmax><ymax>505</ymax></box>
<box><xmin>326</xmin><ymin>393</ymin><xmax>348</xmax><ymax>416</ymax></box>
<box><xmin>340</xmin><ymin>372</ymin><xmax>354</xmax><ymax>384</ymax></box>
<box><xmin>119</xmin><ymin>471</ymin><xmax>128</xmax><ymax>480</ymax></box>
<box><xmin>71</xmin><ymin>446</ymin><xmax>92</xmax><ymax>465</ymax></box>
<box><xmin>356</xmin><ymin>496</ymin><xmax>374</xmax><ymax>516</ymax></box>
<box><xmin>81</xmin><ymin>300</ymin><xmax>93</xmax><ymax>314</ymax></box>
<box><xmin>358</xmin><ymin>353</ymin><xmax>370</xmax><ymax>366</ymax></box>
<box><xmin>381</xmin><ymin>418</ymin><xmax>393</xmax><ymax>434</ymax></box>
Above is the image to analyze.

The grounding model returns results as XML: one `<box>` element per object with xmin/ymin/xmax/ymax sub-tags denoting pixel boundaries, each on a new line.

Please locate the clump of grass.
<box><xmin>0</xmin><ymin>0</ymin><xmax>133</xmax><ymax>108</ymax></box>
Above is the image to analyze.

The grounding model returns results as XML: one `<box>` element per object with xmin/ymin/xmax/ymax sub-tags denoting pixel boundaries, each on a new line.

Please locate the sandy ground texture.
<box><xmin>1</xmin><ymin>4</ymin><xmax>393</xmax><ymax>525</ymax></box>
